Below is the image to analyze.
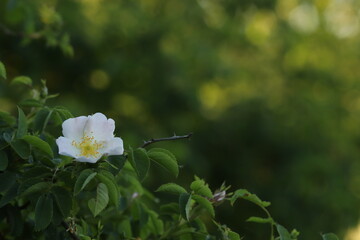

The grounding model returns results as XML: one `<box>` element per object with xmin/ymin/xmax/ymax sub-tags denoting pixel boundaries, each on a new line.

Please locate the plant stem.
<box><xmin>61</xmin><ymin>221</ymin><xmax>80</xmax><ymax>240</ymax></box>
<box><xmin>141</xmin><ymin>133</ymin><xmax>193</xmax><ymax>148</ymax></box>
<box><xmin>260</xmin><ymin>206</ymin><xmax>274</xmax><ymax>240</ymax></box>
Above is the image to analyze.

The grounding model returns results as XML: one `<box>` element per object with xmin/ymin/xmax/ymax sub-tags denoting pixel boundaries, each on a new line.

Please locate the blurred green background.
<box><xmin>1</xmin><ymin>0</ymin><xmax>360</xmax><ymax>239</ymax></box>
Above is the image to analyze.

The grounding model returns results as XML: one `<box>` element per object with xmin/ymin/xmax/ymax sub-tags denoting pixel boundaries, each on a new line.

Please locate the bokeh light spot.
<box><xmin>89</xmin><ymin>70</ymin><xmax>110</xmax><ymax>90</ymax></box>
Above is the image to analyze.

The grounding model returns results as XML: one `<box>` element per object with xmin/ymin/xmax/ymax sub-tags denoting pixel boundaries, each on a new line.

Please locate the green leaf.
<box><xmin>6</xmin><ymin>205</ymin><xmax>24</xmax><ymax>237</ymax></box>
<box><xmin>22</xmin><ymin>135</ymin><xmax>54</xmax><ymax>159</ymax></box>
<box><xmin>105</xmin><ymin>155</ymin><xmax>126</xmax><ymax>175</ymax></box>
<box><xmin>88</xmin><ymin>183</ymin><xmax>109</xmax><ymax>217</ymax></box>
<box><xmin>148</xmin><ymin>148</ymin><xmax>176</xmax><ymax>162</ymax></box>
<box><xmin>11</xmin><ymin>76</ymin><xmax>32</xmax><ymax>86</ymax></box>
<box><xmin>21</xmin><ymin>182</ymin><xmax>51</xmax><ymax>198</ymax></box>
<box><xmin>0</xmin><ymin>151</ymin><xmax>8</xmax><ymax>171</ymax></box>
<box><xmin>74</xmin><ymin>169</ymin><xmax>97</xmax><ymax>195</ymax></box>
<box><xmin>192</xmin><ymin>195</ymin><xmax>215</xmax><ymax>217</ymax></box>
<box><xmin>18</xmin><ymin>177</ymin><xmax>43</xmax><ymax>195</ymax></box>
<box><xmin>0</xmin><ymin>171</ymin><xmax>16</xmax><ymax>193</ymax></box>
<box><xmin>54</xmin><ymin>107</ymin><xmax>73</xmax><ymax>120</ymax></box>
<box><xmin>171</xmin><ymin>227</ymin><xmax>196</xmax><ymax>238</ymax></box>
<box><xmin>52</xmin><ymin>201</ymin><xmax>64</xmax><ymax>225</ymax></box>
<box><xmin>228</xmin><ymin>231</ymin><xmax>241</xmax><ymax>240</ymax></box>
<box><xmin>19</xmin><ymin>99</ymin><xmax>43</xmax><ymax>108</ymax></box>
<box><xmin>322</xmin><ymin>233</ymin><xmax>339</xmax><ymax>240</ymax></box>
<box><xmin>16</xmin><ymin>107</ymin><xmax>27</xmax><ymax>138</ymax></box>
<box><xmin>52</xmin><ymin>186</ymin><xmax>72</xmax><ymax>217</ymax></box>
<box><xmin>156</xmin><ymin>183</ymin><xmax>187</xmax><ymax>195</ymax></box>
<box><xmin>179</xmin><ymin>193</ymin><xmax>192</xmax><ymax>221</ymax></box>
<box><xmin>231</xmin><ymin>189</ymin><xmax>271</xmax><ymax>207</ymax></box>
<box><xmin>35</xmin><ymin>194</ymin><xmax>53</xmax><ymax>231</ymax></box>
<box><xmin>246</xmin><ymin>216</ymin><xmax>273</xmax><ymax>224</ymax></box>
<box><xmin>128</xmin><ymin>147</ymin><xmax>150</xmax><ymax>181</ymax></box>
<box><xmin>0</xmin><ymin>183</ymin><xmax>19</xmax><ymax>207</ymax></box>
<box><xmin>0</xmin><ymin>111</ymin><xmax>16</xmax><ymax>126</ymax></box>
<box><xmin>190</xmin><ymin>179</ymin><xmax>213</xmax><ymax>198</ymax></box>
<box><xmin>0</xmin><ymin>61</ymin><xmax>6</xmax><ymax>79</ymax></box>
<box><xmin>276</xmin><ymin>224</ymin><xmax>292</xmax><ymax>240</ymax></box>
<box><xmin>11</xmin><ymin>139</ymin><xmax>30</xmax><ymax>159</ymax></box>
<box><xmin>34</xmin><ymin>108</ymin><xmax>51</xmax><ymax>132</ymax></box>
<box><xmin>97</xmin><ymin>172</ymin><xmax>119</xmax><ymax>206</ymax></box>
<box><xmin>147</xmin><ymin>209</ymin><xmax>164</xmax><ymax>235</ymax></box>
<box><xmin>23</xmin><ymin>166</ymin><xmax>52</xmax><ymax>178</ymax></box>
<box><xmin>5</xmin><ymin>205</ymin><xmax>23</xmax><ymax>236</ymax></box>
<box><xmin>147</xmin><ymin>149</ymin><xmax>179</xmax><ymax>178</ymax></box>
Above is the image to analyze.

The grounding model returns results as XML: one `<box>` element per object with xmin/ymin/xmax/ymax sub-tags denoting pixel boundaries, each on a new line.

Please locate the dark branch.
<box><xmin>62</xmin><ymin>221</ymin><xmax>80</xmax><ymax>240</ymax></box>
<box><xmin>0</xmin><ymin>22</ymin><xmax>42</xmax><ymax>39</ymax></box>
<box><xmin>141</xmin><ymin>133</ymin><xmax>193</xmax><ymax>148</ymax></box>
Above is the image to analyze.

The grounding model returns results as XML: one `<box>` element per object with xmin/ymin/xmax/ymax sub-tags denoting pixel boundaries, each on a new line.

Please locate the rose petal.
<box><xmin>74</xmin><ymin>156</ymin><xmax>101</xmax><ymax>164</ymax></box>
<box><xmin>62</xmin><ymin>116</ymin><xmax>88</xmax><ymax>141</ymax></box>
<box><xmin>84</xmin><ymin>113</ymin><xmax>115</xmax><ymax>141</ymax></box>
<box><xmin>56</xmin><ymin>137</ymin><xmax>80</xmax><ymax>158</ymax></box>
<box><xmin>104</xmin><ymin>137</ymin><xmax>124</xmax><ymax>156</ymax></box>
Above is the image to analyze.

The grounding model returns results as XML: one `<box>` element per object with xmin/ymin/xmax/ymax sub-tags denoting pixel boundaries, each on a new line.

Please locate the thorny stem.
<box><xmin>141</xmin><ymin>133</ymin><xmax>193</xmax><ymax>148</ymax></box>
<box><xmin>61</xmin><ymin>221</ymin><xmax>80</xmax><ymax>240</ymax></box>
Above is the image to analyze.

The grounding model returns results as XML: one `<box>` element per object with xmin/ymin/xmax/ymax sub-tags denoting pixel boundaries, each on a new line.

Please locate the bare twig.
<box><xmin>62</xmin><ymin>221</ymin><xmax>80</xmax><ymax>240</ymax></box>
<box><xmin>0</xmin><ymin>22</ymin><xmax>42</xmax><ymax>39</ymax></box>
<box><xmin>141</xmin><ymin>133</ymin><xmax>193</xmax><ymax>148</ymax></box>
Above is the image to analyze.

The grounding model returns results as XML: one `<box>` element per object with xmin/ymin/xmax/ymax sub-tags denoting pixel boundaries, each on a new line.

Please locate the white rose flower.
<box><xmin>56</xmin><ymin>113</ymin><xmax>124</xmax><ymax>163</ymax></box>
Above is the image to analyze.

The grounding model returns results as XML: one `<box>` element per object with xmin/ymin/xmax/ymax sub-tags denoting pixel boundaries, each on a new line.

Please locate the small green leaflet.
<box><xmin>22</xmin><ymin>135</ymin><xmax>54</xmax><ymax>159</ymax></box>
<box><xmin>0</xmin><ymin>183</ymin><xmax>18</xmax><ymax>207</ymax></box>
<box><xmin>322</xmin><ymin>233</ymin><xmax>339</xmax><ymax>240</ymax></box>
<box><xmin>19</xmin><ymin>99</ymin><xmax>43</xmax><ymax>108</ymax></box>
<box><xmin>0</xmin><ymin>150</ymin><xmax>8</xmax><ymax>171</ymax></box>
<box><xmin>128</xmin><ymin>147</ymin><xmax>150</xmax><ymax>181</ymax></box>
<box><xmin>88</xmin><ymin>183</ymin><xmax>109</xmax><ymax>217</ymax></box>
<box><xmin>52</xmin><ymin>186</ymin><xmax>72</xmax><ymax>217</ymax></box>
<box><xmin>147</xmin><ymin>148</ymin><xmax>179</xmax><ymax>178</ymax></box>
<box><xmin>192</xmin><ymin>195</ymin><xmax>215</xmax><ymax>217</ymax></box>
<box><xmin>16</xmin><ymin>107</ymin><xmax>27</xmax><ymax>138</ymax></box>
<box><xmin>228</xmin><ymin>230</ymin><xmax>241</xmax><ymax>240</ymax></box>
<box><xmin>146</xmin><ymin>209</ymin><xmax>164</xmax><ymax>235</ymax></box>
<box><xmin>231</xmin><ymin>189</ymin><xmax>270</xmax><ymax>207</ymax></box>
<box><xmin>156</xmin><ymin>183</ymin><xmax>187</xmax><ymax>195</ymax></box>
<box><xmin>35</xmin><ymin>194</ymin><xmax>53</xmax><ymax>231</ymax></box>
<box><xmin>21</xmin><ymin>182</ymin><xmax>52</xmax><ymax>198</ymax></box>
<box><xmin>74</xmin><ymin>169</ymin><xmax>97</xmax><ymax>195</ymax></box>
<box><xmin>0</xmin><ymin>61</ymin><xmax>6</xmax><ymax>79</ymax></box>
<box><xmin>11</xmin><ymin>76</ymin><xmax>32</xmax><ymax>86</ymax></box>
<box><xmin>246</xmin><ymin>216</ymin><xmax>273</xmax><ymax>224</ymax></box>
<box><xmin>10</xmin><ymin>139</ymin><xmax>30</xmax><ymax>159</ymax></box>
<box><xmin>190</xmin><ymin>178</ymin><xmax>213</xmax><ymax>198</ymax></box>
<box><xmin>0</xmin><ymin>171</ymin><xmax>16</xmax><ymax>193</ymax></box>
<box><xmin>0</xmin><ymin>111</ymin><xmax>15</xmax><ymax>126</ymax></box>
<box><xmin>97</xmin><ymin>172</ymin><xmax>119</xmax><ymax>207</ymax></box>
<box><xmin>276</xmin><ymin>224</ymin><xmax>292</xmax><ymax>240</ymax></box>
<box><xmin>179</xmin><ymin>193</ymin><xmax>192</xmax><ymax>221</ymax></box>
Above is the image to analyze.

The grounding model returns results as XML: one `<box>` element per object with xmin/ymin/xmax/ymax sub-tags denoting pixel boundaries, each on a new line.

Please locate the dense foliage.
<box><xmin>1</xmin><ymin>0</ymin><xmax>359</xmax><ymax>239</ymax></box>
<box><xmin>0</xmin><ymin>70</ymin><xmax>337</xmax><ymax>240</ymax></box>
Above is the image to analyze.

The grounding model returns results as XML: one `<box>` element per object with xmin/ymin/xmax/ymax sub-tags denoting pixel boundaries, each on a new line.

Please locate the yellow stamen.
<box><xmin>72</xmin><ymin>135</ymin><xmax>103</xmax><ymax>158</ymax></box>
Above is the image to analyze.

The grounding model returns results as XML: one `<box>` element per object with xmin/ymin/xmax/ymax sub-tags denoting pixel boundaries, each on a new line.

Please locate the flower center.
<box><xmin>72</xmin><ymin>135</ymin><xmax>104</xmax><ymax>158</ymax></box>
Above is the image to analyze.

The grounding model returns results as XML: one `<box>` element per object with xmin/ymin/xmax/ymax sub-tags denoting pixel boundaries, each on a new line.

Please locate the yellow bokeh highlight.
<box><xmin>276</xmin><ymin>0</ymin><xmax>298</xmax><ymax>19</ymax></box>
<box><xmin>283</xmin><ymin>42</ymin><xmax>335</xmax><ymax>71</ymax></box>
<box><xmin>324</xmin><ymin>0</ymin><xmax>360</xmax><ymax>38</ymax></box>
<box><xmin>112</xmin><ymin>93</ymin><xmax>144</xmax><ymax>119</ymax></box>
<box><xmin>89</xmin><ymin>70</ymin><xmax>110</xmax><ymax>90</ymax></box>
<box><xmin>245</xmin><ymin>10</ymin><xmax>277</xmax><ymax>46</ymax></box>
<box><xmin>345</xmin><ymin>223</ymin><xmax>360</xmax><ymax>240</ymax></box>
